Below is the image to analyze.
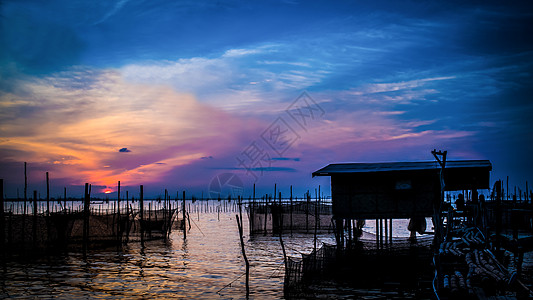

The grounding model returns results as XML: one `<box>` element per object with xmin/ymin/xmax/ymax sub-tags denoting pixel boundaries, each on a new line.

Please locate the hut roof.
<box><xmin>312</xmin><ymin>160</ymin><xmax>492</xmax><ymax>177</ymax></box>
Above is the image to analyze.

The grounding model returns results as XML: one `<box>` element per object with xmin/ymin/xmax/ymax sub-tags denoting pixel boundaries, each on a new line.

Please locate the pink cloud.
<box><xmin>0</xmin><ymin>70</ymin><xmax>266</xmax><ymax>191</ymax></box>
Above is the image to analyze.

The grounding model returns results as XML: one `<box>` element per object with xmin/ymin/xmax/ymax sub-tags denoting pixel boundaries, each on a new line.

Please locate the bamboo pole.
<box><xmin>140</xmin><ymin>185</ymin><xmax>144</xmax><ymax>246</ymax></box>
<box><xmin>383</xmin><ymin>219</ymin><xmax>389</xmax><ymax>245</ymax></box>
<box><xmin>23</xmin><ymin>163</ymin><xmax>27</xmax><ymax>243</ymax></box>
<box><xmin>507</xmin><ymin>176</ymin><xmax>509</xmax><ymax>201</ymax></box>
<box><xmin>314</xmin><ymin>190</ymin><xmax>318</xmax><ymax>254</ymax></box>
<box><xmin>318</xmin><ymin>185</ymin><xmax>321</xmax><ymax>230</ymax></box>
<box><xmin>117</xmin><ymin>181</ymin><xmax>121</xmax><ymax>243</ymax></box>
<box><xmin>375</xmin><ymin>218</ymin><xmax>379</xmax><ymax>250</ymax></box>
<box><xmin>183</xmin><ymin>190</ymin><xmax>186</xmax><ymax>239</ymax></box>
<box><xmin>33</xmin><ymin>190</ymin><xmax>38</xmax><ymax>248</ymax></box>
<box><xmin>83</xmin><ymin>183</ymin><xmax>90</xmax><ymax>255</ymax></box>
<box><xmin>290</xmin><ymin>185</ymin><xmax>293</xmax><ymax>235</ymax></box>
<box><xmin>389</xmin><ymin>219</ymin><xmax>392</xmax><ymax>245</ymax></box>
<box><xmin>0</xmin><ymin>179</ymin><xmax>4</xmax><ymax>251</ymax></box>
<box><xmin>236</xmin><ymin>214</ymin><xmax>250</xmax><ymax>298</ymax></box>
<box><xmin>46</xmin><ymin>172</ymin><xmax>50</xmax><ymax>215</ymax></box>
<box><xmin>24</xmin><ymin>162</ymin><xmax>27</xmax><ymax>203</ymax></box>
<box><xmin>306</xmin><ymin>191</ymin><xmax>310</xmax><ymax>234</ymax></box>
<box><xmin>495</xmin><ymin>180</ymin><xmax>502</xmax><ymax>256</ymax></box>
<box><xmin>250</xmin><ymin>184</ymin><xmax>255</xmax><ymax>234</ymax></box>
<box><xmin>526</xmin><ymin>180</ymin><xmax>529</xmax><ymax>203</ymax></box>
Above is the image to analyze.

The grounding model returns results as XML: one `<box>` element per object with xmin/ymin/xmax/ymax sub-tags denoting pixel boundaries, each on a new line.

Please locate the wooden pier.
<box><xmin>284</xmin><ymin>154</ymin><xmax>533</xmax><ymax>299</ymax></box>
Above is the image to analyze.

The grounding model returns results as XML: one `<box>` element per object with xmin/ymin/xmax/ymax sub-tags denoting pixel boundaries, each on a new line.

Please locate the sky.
<box><xmin>1</xmin><ymin>0</ymin><xmax>532</xmax><ymax>199</ymax></box>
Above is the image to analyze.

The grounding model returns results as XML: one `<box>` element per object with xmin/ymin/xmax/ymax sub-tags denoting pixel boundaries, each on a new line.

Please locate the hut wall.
<box><xmin>331</xmin><ymin>170</ymin><xmax>440</xmax><ymax>219</ymax></box>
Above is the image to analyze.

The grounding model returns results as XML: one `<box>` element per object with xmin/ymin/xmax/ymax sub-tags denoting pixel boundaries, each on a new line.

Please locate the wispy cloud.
<box><xmin>120</xmin><ymin>45</ymin><xmax>329</xmax><ymax>112</ymax></box>
<box><xmin>350</xmin><ymin>76</ymin><xmax>455</xmax><ymax>96</ymax></box>
<box><xmin>94</xmin><ymin>0</ymin><xmax>131</xmax><ymax>24</ymax></box>
<box><xmin>0</xmin><ymin>69</ymin><xmax>266</xmax><ymax>188</ymax></box>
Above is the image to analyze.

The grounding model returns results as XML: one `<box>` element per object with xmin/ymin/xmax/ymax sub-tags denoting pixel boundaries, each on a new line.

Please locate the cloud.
<box><xmin>222</xmin><ymin>48</ymin><xmax>263</xmax><ymax>58</ymax></box>
<box><xmin>94</xmin><ymin>0</ymin><xmax>131</xmax><ymax>24</ymax></box>
<box><xmin>270</xmin><ymin>157</ymin><xmax>300</xmax><ymax>161</ymax></box>
<box><xmin>350</xmin><ymin>76</ymin><xmax>455</xmax><ymax>97</ymax></box>
<box><xmin>0</xmin><ymin>69</ymin><xmax>266</xmax><ymax>188</ymax></box>
<box><xmin>216</xmin><ymin>166</ymin><xmax>298</xmax><ymax>172</ymax></box>
<box><xmin>119</xmin><ymin>44</ymin><xmax>329</xmax><ymax>112</ymax></box>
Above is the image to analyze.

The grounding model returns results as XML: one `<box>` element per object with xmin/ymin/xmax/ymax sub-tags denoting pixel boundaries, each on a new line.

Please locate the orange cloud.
<box><xmin>0</xmin><ymin>69</ymin><xmax>262</xmax><ymax>188</ymax></box>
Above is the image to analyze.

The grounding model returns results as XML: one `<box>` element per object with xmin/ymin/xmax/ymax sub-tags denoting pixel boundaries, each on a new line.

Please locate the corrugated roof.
<box><xmin>312</xmin><ymin>160</ymin><xmax>492</xmax><ymax>177</ymax></box>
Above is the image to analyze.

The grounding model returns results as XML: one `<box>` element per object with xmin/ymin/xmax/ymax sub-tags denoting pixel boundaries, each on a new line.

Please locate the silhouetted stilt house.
<box><xmin>312</xmin><ymin>160</ymin><xmax>492</xmax><ymax>248</ymax></box>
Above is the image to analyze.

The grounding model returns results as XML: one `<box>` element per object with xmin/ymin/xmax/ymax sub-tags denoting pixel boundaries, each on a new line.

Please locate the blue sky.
<box><xmin>1</xmin><ymin>0</ymin><xmax>532</xmax><ymax>198</ymax></box>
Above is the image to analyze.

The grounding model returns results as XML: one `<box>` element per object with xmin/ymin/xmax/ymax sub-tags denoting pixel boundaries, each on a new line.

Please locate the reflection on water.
<box><xmin>1</xmin><ymin>206</ymin><xmax>335</xmax><ymax>299</ymax></box>
<box><xmin>0</xmin><ymin>203</ymin><xmax>427</xmax><ymax>299</ymax></box>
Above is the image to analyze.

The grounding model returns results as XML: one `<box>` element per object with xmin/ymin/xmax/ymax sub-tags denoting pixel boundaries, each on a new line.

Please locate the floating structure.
<box><xmin>285</xmin><ymin>153</ymin><xmax>533</xmax><ymax>299</ymax></box>
<box><xmin>0</xmin><ymin>181</ymin><xmax>179</xmax><ymax>255</ymax></box>
<box><xmin>247</xmin><ymin>190</ymin><xmax>333</xmax><ymax>235</ymax></box>
<box><xmin>312</xmin><ymin>158</ymin><xmax>491</xmax><ymax>249</ymax></box>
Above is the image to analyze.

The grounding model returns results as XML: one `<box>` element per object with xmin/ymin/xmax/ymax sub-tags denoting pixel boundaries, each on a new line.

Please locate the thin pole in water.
<box><xmin>46</xmin><ymin>172</ymin><xmax>50</xmax><ymax>216</ymax></box>
<box><xmin>23</xmin><ymin>163</ymin><xmax>27</xmax><ymax>243</ymax></box>
<box><xmin>24</xmin><ymin>162</ymin><xmax>27</xmax><ymax>203</ymax></box>
<box><xmin>140</xmin><ymin>185</ymin><xmax>144</xmax><ymax>246</ymax></box>
<box><xmin>183</xmin><ymin>190</ymin><xmax>186</xmax><ymax>239</ymax></box>
<box><xmin>83</xmin><ymin>183</ymin><xmax>90</xmax><ymax>256</ymax></box>
<box><xmin>33</xmin><ymin>190</ymin><xmax>37</xmax><ymax>249</ymax></box>
<box><xmin>0</xmin><ymin>179</ymin><xmax>4</xmax><ymax>252</ymax></box>
<box><xmin>236</xmin><ymin>214</ymin><xmax>250</xmax><ymax>299</ymax></box>
<box><xmin>290</xmin><ymin>185</ymin><xmax>293</xmax><ymax>235</ymax></box>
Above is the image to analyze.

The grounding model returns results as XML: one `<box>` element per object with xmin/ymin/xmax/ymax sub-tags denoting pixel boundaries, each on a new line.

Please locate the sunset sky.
<box><xmin>1</xmin><ymin>1</ymin><xmax>532</xmax><ymax>198</ymax></box>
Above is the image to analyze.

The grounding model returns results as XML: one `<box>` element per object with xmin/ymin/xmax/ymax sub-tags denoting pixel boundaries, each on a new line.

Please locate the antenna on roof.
<box><xmin>431</xmin><ymin>149</ymin><xmax>447</xmax><ymax>168</ymax></box>
<box><xmin>432</xmin><ymin>149</ymin><xmax>447</xmax><ymax>244</ymax></box>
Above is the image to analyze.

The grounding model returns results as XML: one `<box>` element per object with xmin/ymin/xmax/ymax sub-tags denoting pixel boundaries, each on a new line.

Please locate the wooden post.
<box><xmin>24</xmin><ymin>162</ymin><xmax>27</xmax><ymax>203</ymax></box>
<box><xmin>0</xmin><ymin>179</ymin><xmax>4</xmax><ymax>251</ymax></box>
<box><xmin>33</xmin><ymin>190</ymin><xmax>38</xmax><ymax>248</ymax></box>
<box><xmin>381</xmin><ymin>218</ymin><xmax>385</xmax><ymax>249</ymax></box>
<box><xmin>236</xmin><ymin>214</ymin><xmax>250</xmax><ymax>298</ymax></box>
<box><xmin>507</xmin><ymin>176</ymin><xmax>509</xmax><ymax>201</ymax></box>
<box><xmin>140</xmin><ymin>185</ymin><xmax>144</xmax><ymax>245</ymax></box>
<box><xmin>526</xmin><ymin>181</ymin><xmax>528</xmax><ymax>203</ymax></box>
<box><xmin>431</xmin><ymin>147</ymin><xmax>447</xmax><ymax>278</ymax></box>
<box><xmin>375</xmin><ymin>218</ymin><xmax>379</xmax><ymax>250</ymax></box>
<box><xmin>265</xmin><ymin>194</ymin><xmax>268</xmax><ymax>233</ymax></box>
<box><xmin>117</xmin><ymin>181</ymin><xmax>121</xmax><ymax>244</ymax></box>
<box><xmin>290</xmin><ymin>185</ymin><xmax>293</xmax><ymax>235</ymax></box>
<box><xmin>182</xmin><ymin>190</ymin><xmax>186</xmax><ymax>239</ymax></box>
<box><xmin>389</xmin><ymin>219</ymin><xmax>393</xmax><ymax>244</ymax></box>
<box><xmin>46</xmin><ymin>172</ymin><xmax>50</xmax><ymax>215</ymax></box>
<box><xmin>22</xmin><ymin>163</ymin><xmax>27</xmax><ymax>243</ymax></box>
<box><xmin>384</xmin><ymin>218</ymin><xmax>388</xmax><ymax>246</ymax></box>
<box><xmin>250</xmin><ymin>184</ymin><xmax>255</xmax><ymax>234</ymax></box>
<box><xmin>495</xmin><ymin>180</ymin><xmax>502</xmax><ymax>256</ymax></box>
<box><xmin>318</xmin><ymin>185</ymin><xmax>321</xmax><ymax>231</ymax></box>
<box><xmin>314</xmin><ymin>190</ymin><xmax>318</xmax><ymax>254</ymax></box>
<box><xmin>164</xmin><ymin>189</ymin><xmax>168</xmax><ymax>234</ymax></box>
<box><xmin>306</xmin><ymin>191</ymin><xmax>310</xmax><ymax>233</ymax></box>
<box><xmin>336</xmin><ymin>217</ymin><xmax>344</xmax><ymax>249</ymax></box>
<box><xmin>83</xmin><ymin>183</ymin><xmax>90</xmax><ymax>255</ymax></box>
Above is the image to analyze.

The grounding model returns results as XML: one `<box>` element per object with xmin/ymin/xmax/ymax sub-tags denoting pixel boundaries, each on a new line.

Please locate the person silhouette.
<box><xmin>456</xmin><ymin>194</ymin><xmax>465</xmax><ymax>211</ymax></box>
<box><xmin>408</xmin><ymin>216</ymin><xmax>426</xmax><ymax>242</ymax></box>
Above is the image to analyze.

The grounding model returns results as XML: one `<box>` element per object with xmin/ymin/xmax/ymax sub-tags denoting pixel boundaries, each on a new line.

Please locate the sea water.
<box><xmin>0</xmin><ymin>201</ymin><xmax>425</xmax><ymax>299</ymax></box>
